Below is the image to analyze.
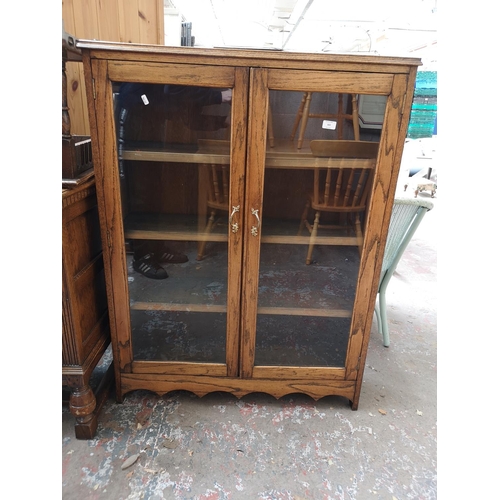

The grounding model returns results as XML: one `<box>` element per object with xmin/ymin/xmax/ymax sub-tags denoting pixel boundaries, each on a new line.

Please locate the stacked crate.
<box><xmin>407</xmin><ymin>71</ymin><xmax>437</xmax><ymax>139</ymax></box>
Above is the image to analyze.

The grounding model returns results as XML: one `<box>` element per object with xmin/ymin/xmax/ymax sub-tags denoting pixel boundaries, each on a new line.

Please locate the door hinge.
<box><xmin>92</xmin><ymin>78</ymin><xmax>96</xmax><ymax>100</ymax></box>
<box><xmin>106</xmin><ymin>230</ymin><xmax>112</xmax><ymax>249</ymax></box>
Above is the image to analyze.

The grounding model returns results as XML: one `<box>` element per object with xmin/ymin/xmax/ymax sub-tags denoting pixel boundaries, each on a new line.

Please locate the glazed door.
<box><xmin>241</xmin><ymin>68</ymin><xmax>407</xmax><ymax>381</ymax></box>
<box><xmin>91</xmin><ymin>59</ymin><xmax>248</xmax><ymax>378</ymax></box>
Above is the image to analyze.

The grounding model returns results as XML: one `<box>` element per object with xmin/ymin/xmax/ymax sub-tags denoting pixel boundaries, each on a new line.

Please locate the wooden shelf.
<box><xmin>124</xmin><ymin>213</ymin><xmax>361</xmax><ymax>246</ymax></box>
<box><xmin>131</xmin><ymin>302</ymin><xmax>227</xmax><ymax>313</ymax></box>
<box><xmin>121</xmin><ymin>140</ymin><xmax>376</xmax><ymax>170</ymax></box>
<box><xmin>122</xmin><ymin>141</ymin><xmax>229</xmax><ymax>165</ymax></box>
<box><xmin>124</xmin><ymin>213</ymin><xmax>226</xmax><ymax>242</ymax></box>
<box><xmin>130</xmin><ymin>302</ymin><xmax>351</xmax><ymax>318</ymax></box>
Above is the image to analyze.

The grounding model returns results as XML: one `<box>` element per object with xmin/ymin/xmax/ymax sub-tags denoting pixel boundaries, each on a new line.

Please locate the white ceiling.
<box><xmin>166</xmin><ymin>0</ymin><xmax>437</xmax><ymax>68</ymax></box>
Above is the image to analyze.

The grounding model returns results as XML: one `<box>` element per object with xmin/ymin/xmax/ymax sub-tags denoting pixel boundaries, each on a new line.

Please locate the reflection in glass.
<box><xmin>114</xmin><ymin>82</ymin><xmax>233</xmax><ymax>362</ymax></box>
<box><xmin>255</xmin><ymin>91</ymin><xmax>383</xmax><ymax>367</ymax></box>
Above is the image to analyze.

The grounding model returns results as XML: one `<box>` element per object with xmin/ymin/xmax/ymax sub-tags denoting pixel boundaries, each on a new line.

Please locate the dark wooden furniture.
<box><xmin>62</xmin><ymin>178</ymin><xmax>113</xmax><ymax>439</ymax></box>
<box><xmin>79</xmin><ymin>41</ymin><xmax>420</xmax><ymax>410</ymax></box>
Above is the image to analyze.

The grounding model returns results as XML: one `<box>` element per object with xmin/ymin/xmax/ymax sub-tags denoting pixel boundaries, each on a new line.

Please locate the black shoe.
<box><xmin>155</xmin><ymin>247</ymin><xmax>188</xmax><ymax>264</ymax></box>
<box><xmin>149</xmin><ymin>241</ymin><xmax>188</xmax><ymax>263</ymax></box>
<box><xmin>134</xmin><ymin>241</ymin><xmax>188</xmax><ymax>264</ymax></box>
<box><xmin>133</xmin><ymin>253</ymin><xmax>168</xmax><ymax>279</ymax></box>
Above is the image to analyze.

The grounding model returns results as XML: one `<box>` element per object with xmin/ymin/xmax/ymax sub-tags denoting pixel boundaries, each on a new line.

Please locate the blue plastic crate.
<box><xmin>407</xmin><ymin>71</ymin><xmax>437</xmax><ymax>139</ymax></box>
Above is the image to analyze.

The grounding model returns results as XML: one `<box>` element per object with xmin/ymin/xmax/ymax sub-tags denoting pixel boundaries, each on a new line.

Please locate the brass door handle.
<box><xmin>229</xmin><ymin>205</ymin><xmax>240</xmax><ymax>233</ymax></box>
<box><xmin>251</xmin><ymin>208</ymin><xmax>260</xmax><ymax>236</ymax></box>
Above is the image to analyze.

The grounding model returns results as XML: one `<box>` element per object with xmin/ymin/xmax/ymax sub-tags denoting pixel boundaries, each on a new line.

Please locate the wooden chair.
<box><xmin>298</xmin><ymin>140</ymin><xmax>378</xmax><ymax>265</ymax></box>
<box><xmin>197</xmin><ymin>161</ymin><xmax>230</xmax><ymax>261</ymax></box>
<box><xmin>196</xmin><ymin>140</ymin><xmax>231</xmax><ymax>261</ymax></box>
<box><xmin>290</xmin><ymin>93</ymin><xmax>360</xmax><ymax>149</ymax></box>
<box><xmin>374</xmin><ymin>197</ymin><xmax>434</xmax><ymax>347</ymax></box>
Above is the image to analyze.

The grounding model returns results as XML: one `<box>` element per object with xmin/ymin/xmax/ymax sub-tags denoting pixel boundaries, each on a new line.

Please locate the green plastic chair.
<box><xmin>375</xmin><ymin>197</ymin><xmax>434</xmax><ymax>347</ymax></box>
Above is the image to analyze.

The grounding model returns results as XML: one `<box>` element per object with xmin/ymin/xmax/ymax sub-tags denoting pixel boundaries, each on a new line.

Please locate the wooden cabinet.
<box><xmin>62</xmin><ymin>178</ymin><xmax>113</xmax><ymax>438</ymax></box>
<box><xmin>79</xmin><ymin>41</ymin><xmax>420</xmax><ymax>409</ymax></box>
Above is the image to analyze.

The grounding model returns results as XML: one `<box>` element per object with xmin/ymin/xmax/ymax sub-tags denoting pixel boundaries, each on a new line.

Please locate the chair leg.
<box><xmin>355</xmin><ymin>214</ymin><xmax>363</xmax><ymax>256</ymax></box>
<box><xmin>290</xmin><ymin>92</ymin><xmax>308</xmax><ymax>142</ymax></box>
<box><xmin>306</xmin><ymin>211</ymin><xmax>320</xmax><ymax>265</ymax></box>
<box><xmin>197</xmin><ymin>210</ymin><xmax>216</xmax><ymax>261</ymax></box>
<box><xmin>378</xmin><ymin>289</ymin><xmax>390</xmax><ymax>347</ymax></box>
<box><xmin>374</xmin><ymin>298</ymin><xmax>382</xmax><ymax>336</ymax></box>
<box><xmin>297</xmin><ymin>200</ymin><xmax>310</xmax><ymax>236</ymax></box>
<box><xmin>267</xmin><ymin>106</ymin><xmax>275</xmax><ymax>148</ymax></box>
<box><xmin>351</xmin><ymin>94</ymin><xmax>360</xmax><ymax>141</ymax></box>
<box><xmin>297</xmin><ymin>93</ymin><xmax>312</xmax><ymax>150</ymax></box>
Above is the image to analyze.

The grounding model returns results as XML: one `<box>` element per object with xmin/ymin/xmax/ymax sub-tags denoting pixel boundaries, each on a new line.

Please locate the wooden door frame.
<box><xmin>240</xmin><ymin>67</ymin><xmax>416</xmax><ymax>389</ymax></box>
<box><xmin>83</xmin><ymin>56</ymin><xmax>249</xmax><ymax>397</ymax></box>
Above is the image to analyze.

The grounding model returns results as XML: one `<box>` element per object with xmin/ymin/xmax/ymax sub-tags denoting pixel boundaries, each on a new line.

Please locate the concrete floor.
<box><xmin>62</xmin><ymin>183</ymin><xmax>437</xmax><ymax>500</ymax></box>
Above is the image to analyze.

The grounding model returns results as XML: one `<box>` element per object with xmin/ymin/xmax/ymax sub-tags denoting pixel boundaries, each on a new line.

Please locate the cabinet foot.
<box><xmin>67</xmin><ymin>363</ymin><xmax>114</xmax><ymax>439</ymax></box>
<box><xmin>74</xmin><ymin>414</ymin><xmax>99</xmax><ymax>440</ymax></box>
<box><xmin>69</xmin><ymin>384</ymin><xmax>97</xmax><ymax>439</ymax></box>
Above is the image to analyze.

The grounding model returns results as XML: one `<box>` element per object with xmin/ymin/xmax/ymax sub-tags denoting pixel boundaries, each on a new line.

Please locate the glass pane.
<box><xmin>255</xmin><ymin>90</ymin><xmax>384</xmax><ymax>367</ymax></box>
<box><xmin>114</xmin><ymin>82</ymin><xmax>233</xmax><ymax>363</ymax></box>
